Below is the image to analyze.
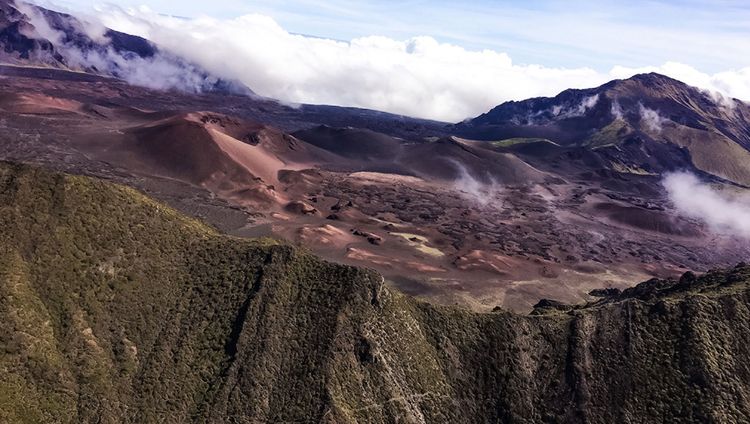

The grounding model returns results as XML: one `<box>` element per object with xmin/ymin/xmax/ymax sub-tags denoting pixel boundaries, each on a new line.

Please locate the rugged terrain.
<box><xmin>3</xmin><ymin>162</ymin><xmax>750</xmax><ymax>423</ymax></box>
<box><xmin>3</xmin><ymin>2</ymin><xmax>750</xmax><ymax>423</ymax></box>
<box><xmin>455</xmin><ymin>73</ymin><xmax>750</xmax><ymax>186</ymax></box>
<box><xmin>2</xmin><ymin>62</ymin><xmax>750</xmax><ymax>312</ymax></box>
<box><xmin>2</xmin><ymin>0</ymin><xmax>750</xmax><ymax>313</ymax></box>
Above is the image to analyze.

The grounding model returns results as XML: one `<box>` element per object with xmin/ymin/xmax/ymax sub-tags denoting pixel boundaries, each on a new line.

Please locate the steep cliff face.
<box><xmin>1</xmin><ymin>161</ymin><xmax>750</xmax><ymax>423</ymax></box>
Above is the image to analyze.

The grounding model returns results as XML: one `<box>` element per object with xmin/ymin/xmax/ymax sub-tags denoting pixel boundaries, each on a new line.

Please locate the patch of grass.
<box><xmin>585</xmin><ymin>119</ymin><xmax>631</xmax><ymax>147</ymax></box>
<box><xmin>490</xmin><ymin>137</ymin><xmax>556</xmax><ymax>147</ymax></box>
<box><xmin>610</xmin><ymin>162</ymin><xmax>657</xmax><ymax>175</ymax></box>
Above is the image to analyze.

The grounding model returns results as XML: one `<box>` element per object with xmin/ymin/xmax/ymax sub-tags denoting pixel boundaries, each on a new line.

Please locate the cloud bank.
<box><xmin>16</xmin><ymin>1</ymin><xmax>229</xmax><ymax>93</ymax></box>
<box><xmin>663</xmin><ymin>172</ymin><xmax>750</xmax><ymax>239</ymax></box>
<box><xmin>29</xmin><ymin>3</ymin><xmax>750</xmax><ymax>121</ymax></box>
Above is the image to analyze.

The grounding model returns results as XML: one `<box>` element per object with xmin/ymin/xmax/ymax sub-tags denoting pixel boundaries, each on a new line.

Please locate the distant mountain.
<box><xmin>3</xmin><ymin>161</ymin><xmax>750</xmax><ymax>423</ymax></box>
<box><xmin>455</xmin><ymin>73</ymin><xmax>750</xmax><ymax>185</ymax></box>
<box><xmin>0</xmin><ymin>0</ymin><xmax>250</xmax><ymax>94</ymax></box>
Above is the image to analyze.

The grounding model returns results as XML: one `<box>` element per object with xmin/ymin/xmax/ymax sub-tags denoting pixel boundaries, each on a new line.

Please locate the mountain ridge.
<box><xmin>2</xmin><ymin>161</ymin><xmax>750</xmax><ymax>423</ymax></box>
<box><xmin>464</xmin><ymin>73</ymin><xmax>745</xmax><ymax>128</ymax></box>
<box><xmin>456</xmin><ymin>72</ymin><xmax>750</xmax><ymax>186</ymax></box>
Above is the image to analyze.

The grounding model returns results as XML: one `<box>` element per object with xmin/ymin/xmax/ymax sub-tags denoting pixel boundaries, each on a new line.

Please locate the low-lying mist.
<box><xmin>663</xmin><ymin>172</ymin><xmax>750</xmax><ymax>239</ymax></box>
<box><xmin>638</xmin><ymin>102</ymin><xmax>668</xmax><ymax>133</ymax></box>
<box><xmin>449</xmin><ymin>160</ymin><xmax>502</xmax><ymax>206</ymax></box>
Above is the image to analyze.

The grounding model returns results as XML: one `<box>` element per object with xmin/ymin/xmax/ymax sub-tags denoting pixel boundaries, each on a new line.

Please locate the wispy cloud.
<box><xmin>17</xmin><ymin>1</ymin><xmax>231</xmax><ymax>93</ymax></box>
<box><xmin>449</xmin><ymin>159</ymin><xmax>501</xmax><ymax>206</ymax></box>
<box><xmin>638</xmin><ymin>103</ymin><xmax>668</xmax><ymax>133</ymax></box>
<box><xmin>663</xmin><ymin>172</ymin><xmax>750</xmax><ymax>239</ymax></box>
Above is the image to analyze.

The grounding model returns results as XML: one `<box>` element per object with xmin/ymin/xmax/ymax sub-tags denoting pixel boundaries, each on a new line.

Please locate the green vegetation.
<box><xmin>2</xmin><ymin>161</ymin><xmax>750</xmax><ymax>423</ymax></box>
<box><xmin>610</xmin><ymin>162</ymin><xmax>658</xmax><ymax>176</ymax></box>
<box><xmin>490</xmin><ymin>137</ymin><xmax>556</xmax><ymax>147</ymax></box>
<box><xmin>585</xmin><ymin>119</ymin><xmax>631</xmax><ymax>147</ymax></box>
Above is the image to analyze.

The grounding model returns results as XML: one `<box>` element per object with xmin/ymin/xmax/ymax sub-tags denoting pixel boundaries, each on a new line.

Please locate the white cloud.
<box><xmin>87</xmin><ymin>6</ymin><xmax>611</xmax><ymax>121</ymax></box>
<box><xmin>16</xmin><ymin>1</ymin><xmax>230</xmax><ymax>93</ymax></box>
<box><xmin>611</xmin><ymin>99</ymin><xmax>625</xmax><ymax>120</ymax></box>
<box><xmin>28</xmin><ymin>4</ymin><xmax>750</xmax><ymax>122</ymax></box>
<box><xmin>15</xmin><ymin>1</ymin><xmax>63</xmax><ymax>43</ymax></box>
<box><xmin>511</xmin><ymin>94</ymin><xmax>600</xmax><ymax>125</ymax></box>
<box><xmin>638</xmin><ymin>102</ymin><xmax>668</xmax><ymax>133</ymax></box>
<box><xmin>556</xmin><ymin>94</ymin><xmax>600</xmax><ymax>119</ymax></box>
<box><xmin>663</xmin><ymin>172</ymin><xmax>750</xmax><ymax>239</ymax></box>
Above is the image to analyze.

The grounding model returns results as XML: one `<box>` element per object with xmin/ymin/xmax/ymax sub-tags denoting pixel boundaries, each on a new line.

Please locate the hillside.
<box><xmin>455</xmin><ymin>73</ymin><xmax>750</xmax><ymax>186</ymax></box>
<box><xmin>2</xmin><ymin>161</ymin><xmax>750</xmax><ymax>423</ymax></box>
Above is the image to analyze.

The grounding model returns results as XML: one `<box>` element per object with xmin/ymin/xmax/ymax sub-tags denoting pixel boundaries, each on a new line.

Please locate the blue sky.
<box><xmin>52</xmin><ymin>0</ymin><xmax>750</xmax><ymax>73</ymax></box>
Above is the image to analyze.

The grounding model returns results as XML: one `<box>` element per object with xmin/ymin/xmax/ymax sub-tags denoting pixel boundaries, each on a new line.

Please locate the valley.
<box><xmin>1</xmin><ymin>65</ymin><xmax>749</xmax><ymax>312</ymax></box>
<box><xmin>2</xmin><ymin>1</ymin><xmax>750</xmax><ymax>421</ymax></box>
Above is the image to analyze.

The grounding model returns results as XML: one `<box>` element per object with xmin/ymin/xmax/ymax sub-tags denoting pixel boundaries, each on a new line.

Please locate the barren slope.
<box><xmin>1</xmin><ymin>69</ymin><xmax>749</xmax><ymax>312</ymax></box>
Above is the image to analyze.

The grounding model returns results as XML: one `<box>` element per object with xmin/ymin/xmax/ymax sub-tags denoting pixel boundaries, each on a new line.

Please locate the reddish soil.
<box><xmin>2</xmin><ymin>66</ymin><xmax>749</xmax><ymax>312</ymax></box>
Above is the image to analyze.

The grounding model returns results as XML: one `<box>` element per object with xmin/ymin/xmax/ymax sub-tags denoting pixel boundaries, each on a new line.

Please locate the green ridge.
<box><xmin>585</xmin><ymin>119</ymin><xmax>631</xmax><ymax>148</ymax></box>
<box><xmin>1</xmin><ymin>162</ymin><xmax>750</xmax><ymax>423</ymax></box>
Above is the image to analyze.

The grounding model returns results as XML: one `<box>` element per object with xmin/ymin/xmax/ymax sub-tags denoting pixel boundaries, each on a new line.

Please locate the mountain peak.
<box><xmin>626</xmin><ymin>72</ymin><xmax>683</xmax><ymax>84</ymax></box>
<box><xmin>457</xmin><ymin>72</ymin><xmax>744</xmax><ymax>133</ymax></box>
<box><xmin>453</xmin><ymin>71</ymin><xmax>750</xmax><ymax>186</ymax></box>
<box><xmin>602</xmin><ymin>72</ymin><xmax>701</xmax><ymax>101</ymax></box>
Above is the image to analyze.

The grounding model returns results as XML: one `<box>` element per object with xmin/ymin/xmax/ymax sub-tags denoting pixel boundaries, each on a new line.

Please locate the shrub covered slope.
<box><xmin>1</xmin><ymin>162</ymin><xmax>750</xmax><ymax>423</ymax></box>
